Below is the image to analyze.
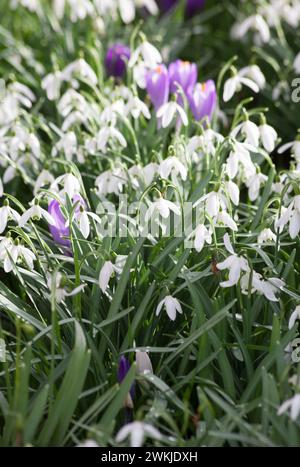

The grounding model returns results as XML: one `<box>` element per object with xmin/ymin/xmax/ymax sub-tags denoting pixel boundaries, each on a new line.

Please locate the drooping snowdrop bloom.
<box><xmin>288</xmin><ymin>306</ymin><xmax>300</xmax><ymax>330</ymax></box>
<box><xmin>0</xmin><ymin>237</ymin><xmax>36</xmax><ymax>273</ymax></box>
<box><xmin>168</xmin><ymin>60</ymin><xmax>198</xmax><ymax>95</ymax></box>
<box><xmin>240</xmin><ymin>271</ymin><xmax>284</xmax><ymax>302</ymax></box>
<box><xmin>52</xmin><ymin>132</ymin><xmax>78</xmax><ymax>162</ymax></box>
<box><xmin>231</xmin><ymin>120</ymin><xmax>260</xmax><ymax>147</ymax></box>
<box><xmin>225</xmin><ymin>142</ymin><xmax>256</xmax><ymax>180</ymax></box>
<box><xmin>156</xmin><ymin>295</ymin><xmax>182</xmax><ymax>321</ymax></box>
<box><xmin>19</xmin><ymin>201</ymin><xmax>56</xmax><ymax>228</ymax></box>
<box><xmin>146</xmin><ymin>65</ymin><xmax>170</xmax><ymax>111</ymax></box>
<box><xmin>257</xmin><ymin>228</ymin><xmax>276</xmax><ymax>244</ymax></box>
<box><xmin>0</xmin><ymin>201</ymin><xmax>20</xmax><ymax>234</ymax></box>
<box><xmin>239</xmin><ymin>65</ymin><xmax>266</xmax><ymax>90</ymax></box>
<box><xmin>48</xmin><ymin>199</ymin><xmax>71</xmax><ymax>248</ymax></box>
<box><xmin>118</xmin><ymin>0</ymin><xmax>158</xmax><ymax>24</ymax></box>
<box><xmin>47</xmin><ymin>272</ymin><xmax>85</xmax><ymax>304</ymax></box>
<box><xmin>54</xmin><ymin>173</ymin><xmax>81</xmax><ymax>199</ymax></box>
<box><xmin>95</xmin><ymin>168</ymin><xmax>127</xmax><ymax>196</ymax></box>
<box><xmin>105</xmin><ymin>43</ymin><xmax>131</xmax><ymax>78</ymax></box>
<box><xmin>62</xmin><ymin>58</ymin><xmax>97</xmax><ymax>86</ymax></box>
<box><xmin>275</xmin><ymin>195</ymin><xmax>300</xmax><ymax>239</ymax></box>
<box><xmin>203</xmin><ymin>191</ymin><xmax>225</xmax><ymax>218</ymax></box>
<box><xmin>191</xmin><ymin>224</ymin><xmax>212</xmax><ymax>253</ymax></box>
<box><xmin>187</xmin><ymin>130</ymin><xmax>224</xmax><ymax>159</ymax></box>
<box><xmin>245</xmin><ymin>171</ymin><xmax>268</xmax><ymax>201</ymax></box>
<box><xmin>95</xmin><ymin>126</ymin><xmax>127</xmax><ymax>153</ymax></box>
<box><xmin>278</xmin><ymin>139</ymin><xmax>300</xmax><ymax>163</ymax></box>
<box><xmin>129</xmin><ymin>41</ymin><xmax>162</xmax><ymax>69</ymax></box>
<box><xmin>143</xmin><ymin>162</ymin><xmax>159</xmax><ymax>185</ymax></box>
<box><xmin>259</xmin><ymin>123</ymin><xmax>278</xmax><ymax>152</ymax></box>
<box><xmin>125</xmin><ymin>95</ymin><xmax>151</xmax><ymax>120</ymax></box>
<box><xmin>145</xmin><ymin>198</ymin><xmax>181</xmax><ymax>221</ymax></box>
<box><xmin>136</xmin><ymin>351</ymin><xmax>153</xmax><ymax>375</ymax></box>
<box><xmin>217</xmin><ymin>210</ymin><xmax>238</xmax><ymax>231</ymax></box>
<box><xmin>217</xmin><ymin>234</ymin><xmax>250</xmax><ymax>288</ymax></box>
<box><xmin>99</xmin><ymin>260</ymin><xmax>115</xmax><ymax>293</ymax></box>
<box><xmin>116</xmin><ymin>421</ymin><xmax>162</xmax><ymax>448</ymax></box>
<box><xmin>187</xmin><ymin>80</ymin><xmax>217</xmax><ymax>122</ymax></box>
<box><xmin>71</xmin><ymin>198</ymin><xmax>101</xmax><ymax>240</ymax></box>
<box><xmin>0</xmin><ymin>82</ymin><xmax>35</xmax><ymax>125</ymax></box>
<box><xmin>41</xmin><ymin>71</ymin><xmax>62</xmax><ymax>101</ymax></box>
<box><xmin>159</xmin><ymin>156</ymin><xmax>187</xmax><ymax>181</ymax></box>
<box><xmin>225</xmin><ymin>180</ymin><xmax>240</xmax><ymax>206</ymax></box>
<box><xmin>278</xmin><ymin>394</ymin><xmax>300</xmax><ymax>421</ymax></box>
<box><xmin>156</xmin><ymin>100</ymin><xmax>188</xmax><ymax>128</ymax></box>
<box><xmin>223</xmin><ymin>71</ymin><xmax>259</xmax><ymax>102</ymax></box>
<box><xmin>231</xmin><ymin>15</ymin><xmax>270</xmax><ymax>43</ymax></box>
<box><xmin>34</xmin><ymin>170</ymin><xmax>55</xmax><ymax>196</ymax></box>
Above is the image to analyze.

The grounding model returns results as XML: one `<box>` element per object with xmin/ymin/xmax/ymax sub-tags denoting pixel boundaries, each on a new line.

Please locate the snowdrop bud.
<box><xmin>136</xmin><ymin>351</ymin><xmax>153</xmax><ymax>375</ymax></box>
<box><xmin>99</xmin><ymin>260</ymin><xmax>115</xmax><ymax>293</ymax></box>
<box><xmin>105</xmin><ymin>44</ymin><xmax>131</xmax><ymax>79</ymax></box>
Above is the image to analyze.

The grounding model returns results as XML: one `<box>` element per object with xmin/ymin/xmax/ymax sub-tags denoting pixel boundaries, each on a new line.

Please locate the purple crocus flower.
<box><xmin>187</xmin><ymin>80</ymin><xmax>217</xmax><ymax>122</ymax></box>
<box><xmin>186</xmin><ymin>0</ymin><xmax>206</xmax><ymax>18</ymax></box>
<box><xmin>157</xmin><ymin>0</ymin><xmax>177</xmax><ymax>13</ymax></box>
<box><xmin>105</xmin><ymin>43</ymin><xmax>131</xmax><ymax>79</ymax></box>
<box><xmin>146</xmin><ymin>64</ymin><xmax>170</xmax><ymax>111</ymax></box>
<box><xmin>48</xmin><ymin>200</ymin><xmax>70</xmax><ymax>248</ymax></box>
<box><xmin>168</xmin><ymin>60</ymin><xmax>198</xmax><ymax>95</ymax></box>
<box><xmin>118</xmin><ymin>356</ymin><xmax>135</xmax><ymax>406</ymax></box>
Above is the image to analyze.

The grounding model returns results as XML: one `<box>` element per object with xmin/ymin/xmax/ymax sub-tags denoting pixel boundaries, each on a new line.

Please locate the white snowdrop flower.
<box><xmin>289</xmin><ymin>306</ymin><xmax>300</xmax><ymax>330</ymax></box>
<box><xmin>259</xmin><ymin>124</ymin><xmax>278</xmax><ymax>152</ymax></box>
<box><xmin>95</xmin><ymin>168</ymin><xmax>127</xmax><ymax>196</ymax></box>
<box><xmin>278</xmin><ymin>140</ymin><xmax>300</xmax><ymax>162</ymax></box>
<box><xmin>19</xmin><ymin>203</ymin><xmax>55</xmax><ymax>228</ymax></box>
<box><xmin>217</xmin><ymin>234</ymin><xmax>249</xmax><ymax>288</ymax></box>
<box><xmin>76</xmin><ymin>440</ymin><xmax>99</xmax><ymax>448</ymax></box>
<box><xmin>217</xmin><ymin>210</ymin><xmax>238</xmax><ymax>231</ymax></box>
<box><xmin>125</xmin><ymin>95</ymin><xmax>151</xmax><ymax>120</ymax></box>
<box><xmin>61</xmin><ymin>58</ymin><xmax>98</xmax><ymax>85</ymax></box>
<box><xmin>278</xmin><ymin>394</ymin><xmax>300</xmax><ymax>421</ymax></box>
<box><xmin>245</xmin><ymin>172</ymin><xmax>268</xmax><ymax>201</ymax></box>
<box><xmin>205</xmin><ymin>191</ymin><xmax>222</xmax><ymax>218</ymax></box>
<box><xmin>133</xmin><ymin>62</ymin><xmax>148</xmax><ymax>89</ymax></box>
<box><xmin>116</xmin><ymin>421</ymin><xmax>162</xmax><ymax>448</ymax></box>
<box><xmin>232</xmin><ymin>120</ymin><xmax>260</xmax><ymax>147</ymax></box>
<box><xmin>159</xmin><ymin>157</ymin><xmax>187</xmax><ymax>181</ymax></box>
<box><xmin>223</xmin><ymin>73</ymin><xmax>259</xmax><ymax>102</ymax></box>
<box><xmin>58</xmin><ymin>89</ymin><xmax>88</xmax><ymax>117</ymax></box>
<box><xmin>10</xmin><ymin>0</ymin><xmax>40</xmax><ymax>12</ymax></box>
<box><xmin>66</xmin><ymin>0</ymin><xmax>94</xmax><ymax>23</ymax></box>
<box><xmin>136</xmin><ymin>351</ymin><xmax>153</xmax><ymax>375</ymax></box>
<box><xmin>52</xmin><ymin>132</ymin><xmax>77</xmax><ymax>162</ymax></box>
<box><xmin>42</xmin><ymin>71</ymin><xmax>62</xmax><ymax>101</ymax></box>
<box><xmin>145</xmin><ymin>198</ymin><xmax>181</xmax><ymax>221</ymax></box>
<box><xmin>47</xmin><ymin>272</ymin><xmax>85</xmax><ymax>304</ymax></box>
<box><xmin>34</xmin><ymin>170</ymin><xmax>55</xmax><ymax>196</ymax></box>
<box><xmin>225</xmin><ymin>181</ymin><xmax>240</xmax><ymax>206</ymax></box>
<box><xmin>225</xmin><ymin>142</ymin><xmax>256</xmax><ymax>180</ymax></box>
<box><xmin>231</xmin><ymin>15</ymin><xmax>270</xmax><ymax>43</ymax></box>
<box><xmin>294</xmin><ymin>53</ymin><xmax>300</xmax><ymax>74</ymax></box>
<box><xmin>257</xmin><ymin>228</ymin><xmax>276</xmax><ymax>244</ymax></box>
<box><xmin>129</xmin><ymin>41</ymin><xmax>162</xmax><ymax>69</ymax></box>
<box><xmin>9</xmin><ymin>82</ymin><xmax>36</xmax><ymax>108</ymax></box>
<box><xmin>96</xmin><ymin>127</ymin><xmax>127</xmax><ymax>153</ymax></box>
<box><xmin>143</xmin><ymin>162</ymin><xmax>159</xmax><ymax>185</ymax></box>
<box><xmin>54</xmin><ymin>173</ymin><xmax>81</xmax><ymax>199</ymax></box>
<box><xmin>240</xmin><ymin>271</ymin><xmax>284</xmax><ymax>302</ymax></box>
<box><xmin>156</xmin><ymin>295</ymin><xmax>183</xmax><ymax>321</ymax></box>
<box><xmin>99</xmin><ymin>260</ymin><xmax>115</xmax><ymax>293</ymax></box>
<box><xmin>239</xmin><ymin>65</ymin><xmax>266</xmax><ymax>90</ymax></box>
<box><xmin>0</xmin><ymin>202</ymin><xmax>20</xmax><ymax>234</ymax></box>
<box><xmin>276</xmin><ymin>196</ymin><xmax>300</xmax><ymax>239</ymax></box>
<box><xmin>156</xmin><ymin>101</ymin><xmax>188</xmax><ymax>128</ymax></box>
<box><xmin>192</xmin><ymin>224</ymin><xmax>212</xmax><ymax>253</ymax></box>
<box><xmin>0</xmin><ymin>238</ymin><xmax>36</xmax><ymax>273</ymax></box>
<box><xmin>187</xmin><ymin>130</ymin><xmax>224</xmax><ymax>159</ymax></box>
<box><xmin>275</xmin><ymin>203</ymin><xmax>294</xmax><ymax>235</ymax></box>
